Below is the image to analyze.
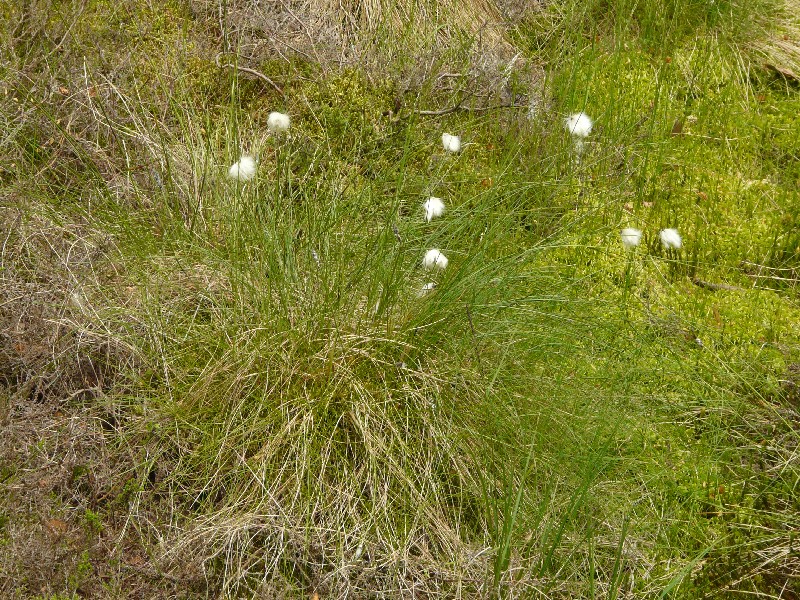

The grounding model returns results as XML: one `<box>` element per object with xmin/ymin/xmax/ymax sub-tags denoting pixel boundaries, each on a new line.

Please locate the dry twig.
<box><xmin>215</xmin><ymin>53</ymin><xmax>284</xmax><ymax>96</ymax></box>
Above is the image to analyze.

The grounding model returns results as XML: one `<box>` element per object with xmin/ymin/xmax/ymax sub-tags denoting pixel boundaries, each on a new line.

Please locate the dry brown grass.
<box><xmin>0</xmin><ymin>209</ymin><xmax>203</xmax><ymax>597</ymax></box>
<box><xmin>198</xmin><ymin>0</ymin><xmax>515</xmax><ymax>60</ymax></box>
<box><xmin>189</xmin><ymin>0</ymin><xmax>545</xmax><ymax>110</ymax></box>
<box><xmin>742</xmin><ymin>0</ymin><xmax>800</xmax><ymax>81</ymax></box>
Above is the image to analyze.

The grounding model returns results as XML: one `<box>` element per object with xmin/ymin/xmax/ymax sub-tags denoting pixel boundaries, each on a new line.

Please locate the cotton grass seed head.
<box><xmin>565</xmin><ymin>112</ymin><xmax>593</xmax><ymax>138</ymax></box>
<box><xmin>620</xmin><ymin>228</ymin><xmax>642</xmax><ymax>249</ymax></box>
<box><xmin>441</xmin><ymin>133</ymin><xmax>461</xmax><ymax>153</ymax></box>
<box><xmin>422</xmin><ymin>249</ymin><xmax>448</xmax><ymax>270</ymax></box>
<box><xmin>660</xmin><ymin>228</ymin><xmax>682</xmax><ymax>249</ymax></box>
<box><xmin>423</xmin><ymin>197</ymin><xmax>445</xmax><ymax>222</ymax></box>
<box><xmin>267</xmin><ymin>111</ymin><xmax>291</xmax><ymax>133</ymax></box>
<box><xmin>228</xmin><ymin>155</ymin><xmax>256</xmax><ymax>181</ymax></box>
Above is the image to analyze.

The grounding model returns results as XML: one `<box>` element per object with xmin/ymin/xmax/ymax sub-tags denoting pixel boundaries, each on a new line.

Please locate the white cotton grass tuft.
<box><xmin>228</xmin><ymin>155</ymin><xmax>257</xmax><ymax>181</ymax></box>
<box><xmin>441</xmin><ymin>133</ymin><xmax>461</xmax><ymax>153</ymax></box>
<box><xmin>423</xmin><ymin>197</ymin><xmax>445</xmax><ymax>222</ymax></box>
<box><xmin>564</xmin><ymin>112</ymin><xmax>593</xmax><ymax>138</ymax></box>
<box><xmin>620</xmin><ymin>228</ymin><xmax>642</xmax><ymax>249</ymax></box>
<box><xmin>660</xmin><ymin>228</ymin><xmax>682</xmax><ymax>249</ymax></box>
<box><xmin>422</xmin><ymin>249</ymin><xmax>448</xmax><ymax>270</ymax></box>
<box><xmin>267</xmin><ymin>111</ymin><xmax>291</xmax><ymax>133</ymax></box>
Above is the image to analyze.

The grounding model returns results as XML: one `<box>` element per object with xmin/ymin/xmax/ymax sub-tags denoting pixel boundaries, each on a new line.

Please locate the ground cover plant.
<box><xmin>1</xmin><ymin>0</ymin><xmax>799</xmax><ymax>597</ymax></box>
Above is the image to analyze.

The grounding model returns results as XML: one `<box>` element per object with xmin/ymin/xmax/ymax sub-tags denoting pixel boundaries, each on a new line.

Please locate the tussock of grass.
<box><xmin>95</xmin><ymin>99</ymin><xmax>610</xmax><ymax>594</ymax></box>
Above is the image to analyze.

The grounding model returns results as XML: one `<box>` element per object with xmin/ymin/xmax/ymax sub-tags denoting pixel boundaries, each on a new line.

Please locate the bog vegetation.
<box><xmin>1</xmin><ymin>0</ymin><xmax>799</xmax><ymax>597</ymax></box>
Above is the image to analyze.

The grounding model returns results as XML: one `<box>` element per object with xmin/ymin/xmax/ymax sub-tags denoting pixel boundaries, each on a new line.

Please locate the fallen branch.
<box><xmin>215</xmin><ymin>53</ymin><xmax>284</xmax><ymax>97</ymax></box>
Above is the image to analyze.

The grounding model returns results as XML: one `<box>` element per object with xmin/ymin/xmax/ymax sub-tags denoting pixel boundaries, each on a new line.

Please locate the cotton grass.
<box><xmin>659</xmin><ymin>228</ymin><xmax>682</xmax><ymax>249</ymax></box>
<box><xmin>423</xmin><ymin>197</ymin><xmax>445</xmax><ymax>222</ymax></box>
<box><xmin>620</xmin><ymin>228</ymin><xmax>642</xmax><ymax>249</ymax></box>
<box><xmin>228</xmin><ymin>155</ymin><xmax>257</xmax><ymax>181</ymax></box>
<box><xmin>441</xmin><ymin>133</ymin><xmax>461</xmax><ymax>153</ymax></box>
<box><xmin>422</xmin><ymin>249</ymin><xmax>448</xmax><ymax>270</ymax></box>
<box><xmin>565</xmin><ymin>112</ymin><xmax>593</xmax><ymax>155</ymax></box>
<box><xmin>267</xmin><ymin>111</ymin><xmax>291</xmax><ymax>133</ymax></box>
<box><xmin>565</xmin><ymin>112</ymin><xmax>593</xmax><ymax>138</ymax></box>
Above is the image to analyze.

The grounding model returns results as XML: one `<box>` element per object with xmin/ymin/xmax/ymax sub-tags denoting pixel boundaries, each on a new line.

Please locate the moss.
<box><xmin>298</xmin><ymin>69</ymin><xmax>395</xmax><ymax>145</ymax></box>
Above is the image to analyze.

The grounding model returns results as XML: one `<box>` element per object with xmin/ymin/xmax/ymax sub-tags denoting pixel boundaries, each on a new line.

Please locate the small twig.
<box><xmin>392</xmin><ymin>224</ymin><xmax>402</xmax><ymax>243</ymax></box>
<box><xmin>215</xmin><ymin>53</ymin><xmax>284</xmax><ymax>96</ymax></box>
<box><xmin>412</xmin><ymin>101</ymin><xmax>528</xmax><ymax>117</ymax></box>
<box><xmin>413</xmin><ymin>90</ymin><xmax>473</xmax><ymax>116</ymax></box>
<box><xmin>691</xmin><ymin>278</ymin><xmax>746</xmax><ymax>292</ymax></box>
